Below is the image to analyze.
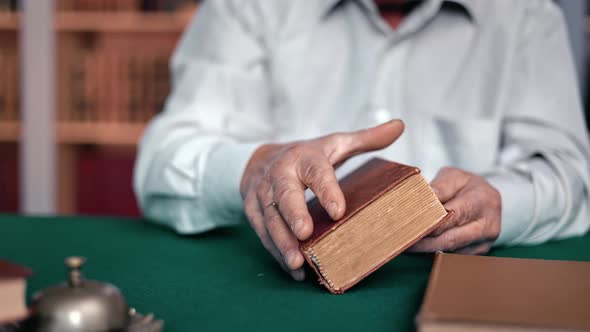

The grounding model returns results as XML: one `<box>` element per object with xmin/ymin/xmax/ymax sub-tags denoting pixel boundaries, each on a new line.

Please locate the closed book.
<box><xmin>301</xmin><ymin>158</ymin><xmax>450</xmax><ymax>294</ymax></box>
<box><xmin>0</xmin><ymin>260</ymin><xmax>31</xmax><ymax>323</ymax></box>
<box><xmin>417</xmin><ymin>252</ymin><xmax>590</xmax><ymax>331</ymax></box>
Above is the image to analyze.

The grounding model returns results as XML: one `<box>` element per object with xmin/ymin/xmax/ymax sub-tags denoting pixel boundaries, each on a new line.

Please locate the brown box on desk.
<box><xmin>417</xmin><ymin>252</ymin><xmax>590</xmax><ymax>331</ymax></box>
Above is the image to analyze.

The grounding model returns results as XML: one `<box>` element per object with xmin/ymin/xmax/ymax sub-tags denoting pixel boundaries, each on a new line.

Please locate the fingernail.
<box><xmin>292</xmin><ymin>269</ymin><xmax>305</xmax><ymax>281</ymax></box>
<box><xmin>327</xmin><ymin>201</ymin><xmax>339</xmax><ymax>218</ymax></box>
<box><xmin>285</xmin><ymin>250</ymin><xmax>301</xmax><ymax>269</ymax></box>
<box><xmin>391</xmin><ymin>119</ymin><xmax>404</xmax><ymax>127</ymax></box>
<box><xmin>291</xmin><ymin>218</ymin><xmax>304</xmax><ymax>235</ymax></box>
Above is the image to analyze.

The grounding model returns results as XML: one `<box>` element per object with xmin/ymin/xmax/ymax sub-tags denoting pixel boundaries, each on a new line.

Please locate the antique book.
<box><xmin>301</xmin><ymin>158</ymin><xmax>450</xmax><ymax>294</ymax></box>
<box><xmin>417</xmin><ymin>252</ymin><xmax>590</xmax><ymax>332</ymax></box>
<box><xmin>0</xmin><ymin>260</ymin><xmax>31</xmax><ymax>323</ymax></box>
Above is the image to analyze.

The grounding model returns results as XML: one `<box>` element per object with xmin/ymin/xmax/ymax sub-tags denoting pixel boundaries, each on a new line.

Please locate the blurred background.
<box><xmin>0</xmin><ymin>0</ymin><xmax>197</xmax><ymax>216</ymax></box>
<box><xmin>0</xmin><ymin>0</ymin><xmax>587</xmax><ymax>217</ymax></box>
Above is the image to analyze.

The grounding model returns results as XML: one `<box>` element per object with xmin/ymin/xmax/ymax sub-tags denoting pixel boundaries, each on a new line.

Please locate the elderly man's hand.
<box><xmin>408</xmin><ymin>167</ymin><xmax>501</xmax><ymax>255</ymax></box>
<box><xmin>240</xmin><ymin>120</ymin><xmax>405</xmax><ymax>280</ymax></box>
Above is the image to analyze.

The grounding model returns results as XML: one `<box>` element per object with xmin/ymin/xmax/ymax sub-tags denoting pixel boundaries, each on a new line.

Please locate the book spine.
<box><xmin>15</xmin><ymin>51</ymin><xmax>20</xmax><ymax>121</ymax></box>
<box><xmin>117</xmin><ymin>52</ymin><xmax>124</xmax><ymax>123</ymax></box>
<box><xmin>106</xmin><ymin>51</ymin><xmax>114</xmax><ymax>122</ymax></box>
<box><xmin>148</xmin><ymin>54</ymin><xmax>157</xmax><ymax>121</ymax></box>
<box><xmin>154</xmin><ymin>54</ymin><xmax>168</xmax><ymax>116</ymax></box>
<box><xmin>96</xmin><ymin>50</ymin><xmax>105</xmax><ymax>123</ymax></box>
<box><xmin>110</xmin><ymin>51</ymin><xmax>117</xmax><ymax>123</ymax></box>
<box><xmin>118</xmin><ymin>51</ymin><xmax>129</xmax><ymax>123</ymax></box>
<box><xmin>84</xmin><ymin>51</ymin><xmax>97</xmax><ymax>123</ymax></box>
<box><xmin>113</xmin><ymin>51</ymin><xmax>124</xmax><ymax>123</ymax></box>
<box><xmin>0</xmin><ymin>51</ymin><xmax>6</xmax><ymax>121</ymax></box>
<box><xmin>301</xmin><ymin>247</ymin><xmax>341</xmax><ymax>294</ymax></box>
<box><xmin>70</xmin><ymin>50</ymin><xmax>85</xmax><ymax>122</ymax></box>
<box><xmin>142</xmin><ymin>55</ymin><xmax>150</xmax><ymax>122</ymax></box>
<box><xmin>9</xmin><ymin>51</ymin><xmax>16</xmax><ymax>121</ymax></box>
<box><xmin>93</xmin><ymin>51</ymin><xmax>102</xmax><ymax>122</ymax></box>
<box><xmin>127</xmin><ymin>55</ymin><xmax>137</xmax><ymax>122</ymax></box>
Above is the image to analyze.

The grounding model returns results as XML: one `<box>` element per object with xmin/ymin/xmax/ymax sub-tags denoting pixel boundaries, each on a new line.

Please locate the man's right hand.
<box><xmin>239</xmin><ymin>120</ymin><xmax>405</xmax><ymax>280</ymax></box>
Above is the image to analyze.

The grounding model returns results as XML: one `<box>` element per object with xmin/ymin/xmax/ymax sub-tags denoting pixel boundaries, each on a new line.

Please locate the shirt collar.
<box><xmin>321</xmin><ymin>0</ymin><xmax>480</xmax><ymax>22</ymax></box>
<box><xmin>444</xmin><ymin>0</ymin><xmax>480</xmax><ymax>21</ymax></box>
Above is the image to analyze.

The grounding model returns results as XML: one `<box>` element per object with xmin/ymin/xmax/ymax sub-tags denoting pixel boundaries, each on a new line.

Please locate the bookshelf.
<box><xmin>54</xmin><ymin>5</ymin><xmax>195</xmax><ymax>214</ymax></box>
<box><xmin>0</xmin><ymin>1</ymin><xmax>196</xmax><ymax>215</ymax></box>
<box><xmin>0</xmin><ymin>10</ymin><xmax>19</xmax><ymax>144</ymax></box>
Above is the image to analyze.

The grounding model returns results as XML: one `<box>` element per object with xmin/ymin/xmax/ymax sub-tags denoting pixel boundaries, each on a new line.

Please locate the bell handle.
<box><xmin>65</xmin><ymin>256</ymin><xmax>86</xmax><ymax>287</ymax></box>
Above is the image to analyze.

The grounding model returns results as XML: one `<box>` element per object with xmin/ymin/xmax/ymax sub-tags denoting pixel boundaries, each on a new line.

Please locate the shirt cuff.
<box><xmin>484</xmin><ymin>172</ymin><xmax>535</xmax><ymax>246</ymax></box>
<box><xmin>200</xmin><ymin>141</ymin><xmax>263</xmax><ymax>227</ymax></box>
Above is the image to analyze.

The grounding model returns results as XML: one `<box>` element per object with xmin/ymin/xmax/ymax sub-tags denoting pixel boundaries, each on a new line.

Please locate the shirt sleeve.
<box><xmin>133</xmin><ymin>0</ymin><xmax>274</xmax><ymax>234</ymax></box>
<box><xmin>486</xmin><ymin>1</ymin><xmax>590</xmax><ymax>246</ymax></box>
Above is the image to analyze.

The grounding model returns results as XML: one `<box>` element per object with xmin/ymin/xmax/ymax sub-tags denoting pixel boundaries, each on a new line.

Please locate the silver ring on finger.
<box><xmin>265</xmin><ymin>201</ymin><xmax>278</xmax><ymax>210</ymax></box>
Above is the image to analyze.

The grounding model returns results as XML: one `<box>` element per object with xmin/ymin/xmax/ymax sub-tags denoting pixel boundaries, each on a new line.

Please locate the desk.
<box><xmin>1</xmin><ymin>215</ymin><xmax>589</xmax><ymax>331</ymax></box>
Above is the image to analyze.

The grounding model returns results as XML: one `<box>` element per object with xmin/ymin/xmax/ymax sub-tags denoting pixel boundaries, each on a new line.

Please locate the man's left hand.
<box><xmin>408</xmin><ymin>167</ymin><xmax>501</xmax><ymax>254</ymax></box>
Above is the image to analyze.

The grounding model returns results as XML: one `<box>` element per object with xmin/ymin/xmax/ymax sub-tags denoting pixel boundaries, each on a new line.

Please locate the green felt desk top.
<box><xmin>1</xmin><ymin>214</ymin><xmax>589</xmax><ymax>332</ymax></box>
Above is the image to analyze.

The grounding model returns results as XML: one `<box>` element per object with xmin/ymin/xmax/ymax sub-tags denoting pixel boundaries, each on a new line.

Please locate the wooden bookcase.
<box><xmin>0</xmin><ymin>11</ymin><xmax>18</xmax><ymax>147</ymax></box>
<box><xmin>0</xmin><ymin>3</ymin><xmax>196</xmax><ymax>214</ymax></box>
<box><xmin>57</xmin><ymin>7</ymin><xmax>195</xmax><ymax>213</ymax></box>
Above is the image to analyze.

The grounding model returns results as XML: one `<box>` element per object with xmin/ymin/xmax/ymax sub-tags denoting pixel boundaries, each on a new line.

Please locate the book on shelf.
<box><xmin>56</xmin><ymin>0</ymin><xmax>196</xmax><ymax>12</ymax></box>
<box><xmin>57</xmin><ymin>0</ymin><xmax>140</xmax><ymax>11</ymax></box>
<box><xmin>0</xmin><ymin>50</ymin><xmax>19</xmax><ymax>122</ymax></box>
<box><xmin>301</xmin><ymin>158</ymin><xmax>450</xmax><ymax>294</ymax></box>
<box><xmin>0</xmin><ymin>51</ymin><xmax>5</xmax><ymax>121</ymax></box>
<box><xmin>63</xmin><ymin>33</ymin><xmax>176</xmax><ymax>125</ymax></box>
<box><xmin>416</xmin><ymin>252</ymin><xmax>590</xmax><ymax>332</ymax></box>
<box><xmin>0</xmin><ymin>0</ymin><xmax>18</xmax><ymax>12</ymax></box>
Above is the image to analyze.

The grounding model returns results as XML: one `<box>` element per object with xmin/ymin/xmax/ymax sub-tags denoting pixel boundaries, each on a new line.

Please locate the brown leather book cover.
<box><xmin>301</xmin><ymin>158</ymin><xmax>450</xmax><ymax>294</ymax></box>
<box><xmin>0</xmin><ymin>260</ymin><xmax>31</xmax><ymax>280</ymax></box>
<box><xmin>417</xmin><ymin>252</ymin><xmax>590</xmax><ymax>331</ymax></box>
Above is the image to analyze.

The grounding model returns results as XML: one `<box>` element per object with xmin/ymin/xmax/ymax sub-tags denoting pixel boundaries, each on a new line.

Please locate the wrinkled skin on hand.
<box><xmin>240</xmin><ymin>120</ymin><xmax>405</xmax><ymax>280</ymax></box>
<box><xmin>408</xmin><ymin>167</ymin><xmax>501</xmax><ymax>255</ymax></box>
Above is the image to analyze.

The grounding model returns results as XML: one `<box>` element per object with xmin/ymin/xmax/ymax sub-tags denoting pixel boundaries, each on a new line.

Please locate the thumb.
<box><xmin>323</xmin><ymin>119</ymin><xmax>405</xmax><ymax>165</ymax></box>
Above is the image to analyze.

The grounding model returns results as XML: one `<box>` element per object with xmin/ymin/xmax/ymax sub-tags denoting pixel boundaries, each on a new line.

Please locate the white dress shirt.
<box><xmin>134</xmin><ymin>0</ymin><xmax>590</xmax><ymax>246</ymax></box>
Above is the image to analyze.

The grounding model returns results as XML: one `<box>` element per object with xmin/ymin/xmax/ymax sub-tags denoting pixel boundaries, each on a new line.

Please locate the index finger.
<box><xmin>297</xmin><ymin>156</ymin><xmax>346</xmax><ymax>221</ymax></box>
